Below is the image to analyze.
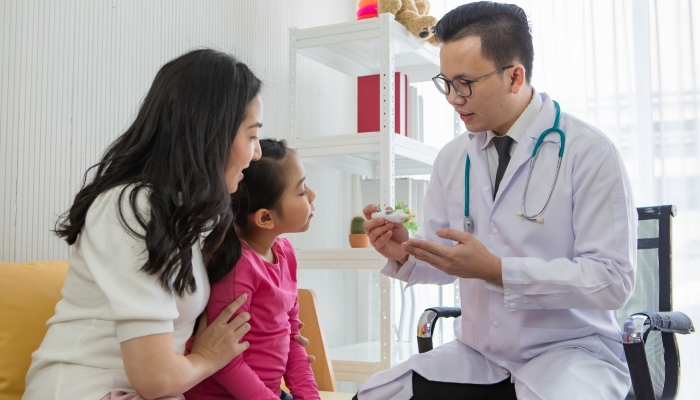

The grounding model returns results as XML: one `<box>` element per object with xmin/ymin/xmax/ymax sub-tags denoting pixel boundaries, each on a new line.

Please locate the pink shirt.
<box><xmin>185</xmin><ymin>238</ymin><xmax>319</xmax><ymax>400</ymax></box>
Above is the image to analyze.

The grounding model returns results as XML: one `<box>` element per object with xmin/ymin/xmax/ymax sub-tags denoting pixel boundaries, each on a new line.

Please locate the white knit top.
<box><xmin>22</xmin><ymin>185</ymin><xmax>210</xmax><ymax>400</ymax></box>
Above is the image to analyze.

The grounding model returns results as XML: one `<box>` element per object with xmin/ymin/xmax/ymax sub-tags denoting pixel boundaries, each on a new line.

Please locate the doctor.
<box><xmin>356</xmin><ymin>2</ymin><xmax>637</xmax><ymax>399</ymax></box>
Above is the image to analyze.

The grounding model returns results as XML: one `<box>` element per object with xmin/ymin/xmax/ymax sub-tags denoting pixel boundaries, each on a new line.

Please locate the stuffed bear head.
<box><xmin>378</xmin><ymin>0</ymin><xmax>439</xmax><ymax>46</ymax></box>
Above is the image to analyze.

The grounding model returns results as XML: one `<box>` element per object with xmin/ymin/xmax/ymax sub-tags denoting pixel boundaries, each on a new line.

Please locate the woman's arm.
<box><xmin>121</xmin><ymin>295</ymin><xmax>251</xmax><ymax>399</ymax></box>
<box><xmin>79</xmin><ymin>187</ymin><xmax>247</xmax><ymax>398</ymax></box>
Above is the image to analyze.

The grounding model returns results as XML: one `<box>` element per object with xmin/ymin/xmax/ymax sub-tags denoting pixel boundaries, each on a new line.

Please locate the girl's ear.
<box><xmin>252</xmin><ymin>208</ymin><xmax>276</xmax><ymax>230</ymax></box>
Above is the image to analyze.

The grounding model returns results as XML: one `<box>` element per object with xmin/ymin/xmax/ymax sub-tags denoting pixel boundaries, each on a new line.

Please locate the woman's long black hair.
<box><xmin>55</xmin><ymin>49</ymin><xmax>261</xmax><ymax>295</ymax></box>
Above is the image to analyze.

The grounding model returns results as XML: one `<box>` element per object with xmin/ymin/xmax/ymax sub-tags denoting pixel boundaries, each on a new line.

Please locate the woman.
<box><xmin>23</xmin><ymin>49</ymin><xmax>279</xmax><ymax>400</ymax></box>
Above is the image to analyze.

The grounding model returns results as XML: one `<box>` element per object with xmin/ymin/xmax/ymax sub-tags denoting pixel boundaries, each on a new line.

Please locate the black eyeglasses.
<box><xmin>432</xmin><ymin>65</ymin><xmax>514</xmax><ymax>97</ymax></box>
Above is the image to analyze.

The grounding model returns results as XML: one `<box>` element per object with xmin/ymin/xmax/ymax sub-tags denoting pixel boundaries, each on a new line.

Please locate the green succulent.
<box><xmin>395</xmin><ymin>201</ymin><xmax>419</xmax><ymax>236</ymax></box>
<box><xmin>350</xmin><ymin>215</ymin><xmax>366</xmax><ymax>234</ymax></box>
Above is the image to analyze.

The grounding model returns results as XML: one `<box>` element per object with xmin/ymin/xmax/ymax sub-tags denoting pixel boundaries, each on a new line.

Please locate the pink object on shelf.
<box><xmin>356</xmin><ymin>4</ymin><xmax>378</xmax><ymax>18</ymax></box>
<box><xmin>357</xmin><ymin>72</ymin><xmax>408</xmax><ymax>136</ymax></box>
<box><xmin>357</xmin><ymin>13</ymin><xmax>378</xmax><ymax>20</ymax></box>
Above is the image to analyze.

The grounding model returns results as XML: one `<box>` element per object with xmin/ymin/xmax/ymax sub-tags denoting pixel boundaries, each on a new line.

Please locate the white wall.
<box><xmin>0</xmin><ymin>0</ymin><xmax>359</xmax><ymax>260</ymax></box>
<box><xmin>1</xmin><ymin>0</ymin><xmax>371</xmax><ymax>372</ymax></box>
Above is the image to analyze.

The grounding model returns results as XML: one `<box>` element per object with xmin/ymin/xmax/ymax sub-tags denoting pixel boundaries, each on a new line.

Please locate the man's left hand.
<box><xmin>402</xmin><ymin>228</ymin><xmax>503</xmax><ymax>285</ymax></box>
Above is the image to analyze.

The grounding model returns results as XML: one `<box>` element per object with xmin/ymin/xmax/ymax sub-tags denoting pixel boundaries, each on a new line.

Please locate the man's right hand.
<box><xmin>363</xmin><ymin>204</ymin><xmax>410</xmax><ymax>264</ymax></box>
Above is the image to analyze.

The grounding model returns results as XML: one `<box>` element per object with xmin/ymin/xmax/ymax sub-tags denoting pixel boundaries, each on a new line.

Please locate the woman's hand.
<box><xmin>363</xmin><ymin>204</ymin><xmax>410</xmax><ymax>264</ymax></box>
<box><xmin>189</xmin><ymin>294</ymin><xmax>252</xmax><ymax>373</ymax></box>
<box><xmin>294</xmin><ymin>321</ymin><xmax>316</xmax><ymax>363</ymax></box>
<box><xmin>120</xmin><ymin>294</ymin><xmax>250</xmax><ymax>399</ymax></box>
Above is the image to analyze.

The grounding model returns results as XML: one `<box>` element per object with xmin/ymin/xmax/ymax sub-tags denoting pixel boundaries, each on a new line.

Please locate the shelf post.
<box><xmin>288</xmin><ymin>27</ymin><xmax>298</xmax><ymax>146</ymax></box>
<box><xmin>378</xmin><ymin>12</ymin><xmax>396</xmax><ymax>371</ymax></box>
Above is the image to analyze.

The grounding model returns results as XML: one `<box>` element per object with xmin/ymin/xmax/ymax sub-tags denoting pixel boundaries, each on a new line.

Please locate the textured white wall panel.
<box><xmin>0</xmin><ymin>0</ymin><xmax>368</xmax><ymax>354</ymax></box>
<box><xmin>1</xmin><ymin>0</ymin><xmax>356</xmax><ymax>260</ymax></box>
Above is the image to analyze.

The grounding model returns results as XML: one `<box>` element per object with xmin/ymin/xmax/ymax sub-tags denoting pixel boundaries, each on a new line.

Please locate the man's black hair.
<box><xmin>434</xmin><ymin>1</ymin><xmax>534</xmax><ymax>83</ymax></box>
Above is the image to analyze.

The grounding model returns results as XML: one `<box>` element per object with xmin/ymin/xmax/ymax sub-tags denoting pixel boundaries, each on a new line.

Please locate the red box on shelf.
<box><xmin>357</xmin><ymin>72</ymin><xmax>408</xmax><ymax>135</ymax></box>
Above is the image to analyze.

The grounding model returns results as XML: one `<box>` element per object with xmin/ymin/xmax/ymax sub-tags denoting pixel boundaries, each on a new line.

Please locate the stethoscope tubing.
<box><xmin>464</xmin><ymin>100</ymin><xmax>565</xmax><ymax>230</ymax></box>
<box><xmin>520</xmin><ymin>149</ymin><xmax>563</xmax><ymax>220</ymax></box>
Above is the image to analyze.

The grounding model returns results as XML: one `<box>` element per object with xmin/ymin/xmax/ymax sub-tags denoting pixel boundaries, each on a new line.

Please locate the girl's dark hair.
<box><xmin>55</xmin><ymin>49</ymin><xmax>262</xmax><ymax>295</ymax></box>
<box><xmin>232</xmin><ymin>139</ymin><xmax>294</xmax><ymax>230</ymax></box>
<box><xmin>434</xmin><ymin>1</ymin><xmax>534</xmax><ymax>83</ymax></box>
<box><xmin>207</xmin><ymin>139</ymin><xmax>293</xmax><ymax>285</ymax></box>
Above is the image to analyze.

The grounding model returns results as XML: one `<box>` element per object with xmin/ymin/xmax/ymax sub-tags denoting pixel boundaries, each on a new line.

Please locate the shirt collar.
<box><xmin>480</xmin><ymin>88</ymin><xmax>543</xmax><ymax>150</ymax></box>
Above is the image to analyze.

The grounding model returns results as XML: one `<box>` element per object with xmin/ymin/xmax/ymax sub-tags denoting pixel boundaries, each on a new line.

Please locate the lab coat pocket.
<box><xmin>519</xmin><ymin>325</ymin><xmax>596</xmax><ymax>360</ymax></box>
<box><xmin>612</xmin><ymin>194</ymin><xmax>634</xmax><ymax>256</ymax></box>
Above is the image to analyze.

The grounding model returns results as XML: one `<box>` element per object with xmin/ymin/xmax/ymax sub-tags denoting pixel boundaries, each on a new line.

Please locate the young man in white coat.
<box><xmin>356</xmin><ymin>2</ymin><xmax>637</xmax><ymax>399</ymax></box>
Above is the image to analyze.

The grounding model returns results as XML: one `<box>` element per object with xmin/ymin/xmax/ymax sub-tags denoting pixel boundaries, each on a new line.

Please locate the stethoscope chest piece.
<box><xmin>464</xmin><ymin>216</ymin><xmax>473</xmax><ymax>233</ymax></box>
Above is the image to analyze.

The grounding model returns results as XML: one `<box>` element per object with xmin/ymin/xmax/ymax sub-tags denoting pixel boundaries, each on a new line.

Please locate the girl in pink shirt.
<box><xmin>186</xmin><ymin>139</ymin><xmax>319</xmax><ymax>400</ymax></box>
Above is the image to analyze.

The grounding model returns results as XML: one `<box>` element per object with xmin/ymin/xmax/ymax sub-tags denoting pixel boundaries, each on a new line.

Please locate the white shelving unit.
<box><xmin>289</xmin><ymin>13</ymin><xmax>440</xmax><ymax>382</ymax></box>
<box><xmin>295</xmin><ymin>132</ymin><xmax>438</xmax><ymax>178</ymax></box>
<box><xmin>295</xmin><ymin>248</ymin><xmax>384</xmax><ymax>270</ymax></box>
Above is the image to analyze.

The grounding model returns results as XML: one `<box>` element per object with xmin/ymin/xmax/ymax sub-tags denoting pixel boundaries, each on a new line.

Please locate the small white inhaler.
<box><xmin>371</xmin><ymin>209</ymin><xmax>410</xmax><ymax>224</ymax></box>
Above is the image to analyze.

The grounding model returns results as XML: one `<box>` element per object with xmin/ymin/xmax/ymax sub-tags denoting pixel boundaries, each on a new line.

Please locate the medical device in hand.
<box><xmin>372</xmin><ymin>209</ymin><xmax>410</xmax><ymax>224</ymax></box>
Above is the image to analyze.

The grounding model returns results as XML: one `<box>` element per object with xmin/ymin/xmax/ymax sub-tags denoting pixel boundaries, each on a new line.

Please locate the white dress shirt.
<box><xmin>485</xmin><ymin>89</ymin><xmax>543</xmax><ymax>189</ymax></box>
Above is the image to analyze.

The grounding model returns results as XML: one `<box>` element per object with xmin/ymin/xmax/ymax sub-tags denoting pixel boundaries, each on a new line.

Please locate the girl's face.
<box><xmin>277</xmin><ymin>154</ymin><xmax>316</xmax><ymax>233</ymax></box>
<box><xmin>226</xmin><ymin>95</ymin><xmax>263</xmax><ymax>193</ymax></box>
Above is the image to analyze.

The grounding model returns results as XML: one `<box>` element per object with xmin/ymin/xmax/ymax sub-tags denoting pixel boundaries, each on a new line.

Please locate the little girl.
<box><xmin>185</xmin><ymin>139</ymin><xmax>319</xmax><ymax>400</ymax></box>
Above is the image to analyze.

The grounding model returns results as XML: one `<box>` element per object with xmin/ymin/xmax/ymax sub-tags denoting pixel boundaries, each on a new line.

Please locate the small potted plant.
<box><xmin>349</xmin><ymin>214</ymin><xmax>370</xmax><ymax>248</ymax></box>
<box><xmin>395</xmin><ymin>202</ymin><xmax>418</xmax><ymax>237</ymax></box>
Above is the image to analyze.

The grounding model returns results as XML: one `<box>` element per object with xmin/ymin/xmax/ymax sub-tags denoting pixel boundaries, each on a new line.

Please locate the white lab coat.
<box><xmin>358</xmin><ymin>93</ymin><xmax>637</xmax><ymax>399</ymax></box>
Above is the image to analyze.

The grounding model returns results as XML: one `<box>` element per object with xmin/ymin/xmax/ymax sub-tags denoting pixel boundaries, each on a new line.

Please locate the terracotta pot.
<box><xmin>349</xmin><ymin>233</ymin><xmax>370</xmax><ymax>248</ymax></box>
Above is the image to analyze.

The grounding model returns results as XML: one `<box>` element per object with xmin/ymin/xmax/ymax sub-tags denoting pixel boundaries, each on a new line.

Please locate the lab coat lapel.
<box><xmin>467</xmin><ymin>132</ymin><xmax>494</xmax><ymax>206</ymax></box>
<box><xmin>493</xmin><ymin>94</ymin><xmax>558</xmax><ymax>204</ymax></box>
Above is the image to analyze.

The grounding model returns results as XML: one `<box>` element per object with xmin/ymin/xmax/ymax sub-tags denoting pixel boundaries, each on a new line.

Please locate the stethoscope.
<box><xmin>464</xmin><ymin>100</ymin><xmax>566</xmax><ymax>233</ymax></box>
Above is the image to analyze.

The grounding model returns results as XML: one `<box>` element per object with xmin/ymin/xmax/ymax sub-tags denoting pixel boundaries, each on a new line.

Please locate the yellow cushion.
<box><xmin>0</xmin><ymin>261</ymin><xmax>68</xmax><ymax>400</ymax></box>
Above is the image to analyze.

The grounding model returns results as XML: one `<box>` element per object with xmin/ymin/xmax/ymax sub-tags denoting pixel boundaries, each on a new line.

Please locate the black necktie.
<box><xmin>492</xmin><ymin>135</ymin><xmax>514</xmax><ymax>199</ymax></box>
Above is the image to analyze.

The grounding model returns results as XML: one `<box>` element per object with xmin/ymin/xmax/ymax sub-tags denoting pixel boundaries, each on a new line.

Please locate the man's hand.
<box><xmin>363</xmin><ymin>204</ymin><xmax>410</xmax><ymax>263</ymax></box>
<box><xmin>402</xmin><ymin>228</ymin><xmax>502</xmax><ymax>285</ymax></box>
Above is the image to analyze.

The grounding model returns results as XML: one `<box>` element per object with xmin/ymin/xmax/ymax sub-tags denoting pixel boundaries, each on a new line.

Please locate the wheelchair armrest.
<box><xmin>623</xmin><ymin>311</ymin><xmax>694</xmax><ymax>400</ymax></box>
<box><xmin>417</xmin><ymin>307</ymin><xmax>461</xmax><ymax>353</ymax></box>
<box><xmin>623</xmin><ymin>311</ymin><xmax>694</xmax><ymax>344</ymax></box>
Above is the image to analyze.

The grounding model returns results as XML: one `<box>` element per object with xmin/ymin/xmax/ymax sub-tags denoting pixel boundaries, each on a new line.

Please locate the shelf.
<box><xmin>292</xmin><ymin>16</ymin><xmax>440</xmax><ymax>83</ymax></box>
<box><xmin>290</xmin><ymin>14</ymin><xmax>441</xmax><ymax>375</ymax></box>
<box><xmin>295</xmin><ymin>248</ymin><xmax>384</xmax><ymax>269</ymax></box>
<box><xmin>293</xmin><ymin>132</ymin><xmax>439</xmax><ymax>178</ymax></box>
<box><xmin>329</xmin><ymin>340</ymin><xmax>420</xmax><ymax>382</ymax></box>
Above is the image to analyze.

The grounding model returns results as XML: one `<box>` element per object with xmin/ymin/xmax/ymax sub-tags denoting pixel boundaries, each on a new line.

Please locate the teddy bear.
<box><xmin>378</xmin><ymin>0</ymin><xmax>439</xmax><ymax>46</ymax></box>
